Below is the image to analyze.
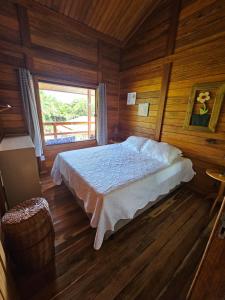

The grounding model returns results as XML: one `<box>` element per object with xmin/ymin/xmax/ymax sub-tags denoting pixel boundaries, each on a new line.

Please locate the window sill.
<box><xmin>44</xmin><ymin>139</ymin><xmax>97</xmax><ymax>149</ymax></box>
<box><xmin>45</xmin><ymin>136</ymin><xmax>97</xmax><ymax>146</ymax></box>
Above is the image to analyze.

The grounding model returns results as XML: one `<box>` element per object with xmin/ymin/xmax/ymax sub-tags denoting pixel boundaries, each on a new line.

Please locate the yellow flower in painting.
<box><xmin>197</xmin><ymin>91</ymin><xmax>210</xmax><ymax>115</ymax></box>
<box><xmin>197</xmin><ymin>91</ymin><xmax>210</xmax><ymax>104</ymax></box>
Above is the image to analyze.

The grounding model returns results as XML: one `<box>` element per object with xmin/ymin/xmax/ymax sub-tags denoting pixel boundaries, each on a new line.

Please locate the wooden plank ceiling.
<box><xmin>34</xmin><ymin>0</ymin><xmax>157</xmax><ymax>42</ymax></box>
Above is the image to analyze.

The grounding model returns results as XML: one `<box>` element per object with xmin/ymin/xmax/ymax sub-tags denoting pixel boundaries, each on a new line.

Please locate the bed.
<box><xmin>51</xmin><ymin>137</ymin><xmax>195</xmax><ymax>249</ymax></box>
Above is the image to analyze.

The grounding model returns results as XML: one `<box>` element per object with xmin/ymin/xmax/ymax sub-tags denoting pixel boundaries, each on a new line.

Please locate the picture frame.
<box><xmin>127</xmin><ymin>92</ymin><xmax>136</xmax><ymax>105</ymax></box>
<box><xmin>137</xmin><ymin>103</ymin><xmax>149</xmax><ymax>117</ymax></box>
<box><xmin>184</xmin><ymin>82</ymin><xmax>225</xmax><ymax>132</ymax></box>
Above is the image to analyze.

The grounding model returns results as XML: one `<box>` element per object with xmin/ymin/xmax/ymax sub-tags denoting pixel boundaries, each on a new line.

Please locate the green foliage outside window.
<box><xmin>40</xmin><ymin>90</ymin><xmax>95</xmax><ymax>122</ymax></box>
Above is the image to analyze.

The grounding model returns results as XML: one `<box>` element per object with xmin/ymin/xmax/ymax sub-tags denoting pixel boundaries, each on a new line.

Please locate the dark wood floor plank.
<box><xmin>14</xmin><ymin>177</ymin><xmax>212</xmax><ymax>300</ymax></box>
<box><xmin>49</xmin><ymin>191</ymin><xmax>201</xmax><ymax>299</ymax></box>
<box><xmin>135</xmin><ymin>205</ymin><xmax>210</xmax><ymax>299</ymax></box>
<box><xmin>156</xmin><ymin>217</ymin><xmax>215</xmax><ymax>300</ymax></box>
<box><xmin>102</xmin><ymin>196</ymin><xmax>209</xmax><ymax>300</ymax></box>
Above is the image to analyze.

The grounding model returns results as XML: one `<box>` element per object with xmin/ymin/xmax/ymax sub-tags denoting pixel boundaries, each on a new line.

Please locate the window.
<box><xmin>38</xmin><ymin>82</ymin><xmax>96</xmax><ymax>145</ymax></box>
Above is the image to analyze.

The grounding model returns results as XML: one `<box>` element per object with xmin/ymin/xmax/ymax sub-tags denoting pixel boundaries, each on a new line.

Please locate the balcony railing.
<box><xmin>43</xmin><ymin>121</ymin><xmax>95</xmax><ymax>142</ymax></box>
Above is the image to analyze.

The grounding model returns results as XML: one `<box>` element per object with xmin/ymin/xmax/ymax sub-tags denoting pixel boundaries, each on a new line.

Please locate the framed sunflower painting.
<box><xmin>184</xmin><ymin>82</ymin><xmax>225</xmax><ymax>132</ymax></box>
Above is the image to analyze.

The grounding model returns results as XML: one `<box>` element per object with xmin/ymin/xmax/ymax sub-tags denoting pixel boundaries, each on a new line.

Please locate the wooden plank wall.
<box><xmin>0</xmin><ymin>2</ymin><xmax>26</xmax><ymax>136</ymax></box>
<box><xmin>99</xmin><ymin>41</ymin><xmax>120</xmax><ymax>138</ymax></box>
<box><xmin>120</xmin><ymin>0</ymin><xmax>225</xmax><ymax>193</ymax></box>
<box><xmin>119</xmin><ymin>0</ymin><xmax>172</xmax><ymax>139</ymax></box>
<box><xmin>0</xmin><ymin>0</ymin><xmax>120</xmax><ymax>169</ymax></box>
<box><xmin>162</xmin><ymin>0</ymin><xmax>225</xmax><ymax>192</ymax></box>
<box><xmin>1</xmin><ymin>0</ymin><xmax>225</xmax><ymax>188</ymax></box>
<box><xmin>120</xmin><ymin>63</ymin><xmax>162</xmax><ymax>139</ymax></box>
<box><xmin>121</xmin><ymin>0</ymin><xmax>171</xmax><ymax>70</ymax></box>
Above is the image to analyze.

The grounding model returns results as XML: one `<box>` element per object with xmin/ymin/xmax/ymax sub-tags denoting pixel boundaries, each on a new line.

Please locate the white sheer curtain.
<box><xmin>18</xmin><ymin>68</ymin><xmax>44</xmax><ymax>159</ymax></box>
<box><xmin>96</xmin><ymin>83</ymin><xmax>108</xmax><ymax>145</ymax></box>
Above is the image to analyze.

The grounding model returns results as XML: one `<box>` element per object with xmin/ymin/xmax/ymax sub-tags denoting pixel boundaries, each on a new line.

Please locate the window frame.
<box><xmin>33</xmin><ymin>76</ymin><xmax>97</xmax><ymax>147</ymax></box>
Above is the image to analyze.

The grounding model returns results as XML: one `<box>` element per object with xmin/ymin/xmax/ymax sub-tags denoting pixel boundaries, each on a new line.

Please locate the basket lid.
<box><xmin>2</xmin><ymin>198</ymin><xmax>49</xmax><ymax>224</ymax></box>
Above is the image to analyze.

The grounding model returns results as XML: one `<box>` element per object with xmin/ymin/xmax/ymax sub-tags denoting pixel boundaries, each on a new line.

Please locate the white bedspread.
<box><xmin>51</xmin><ymin>144</ymin><xmax>195</xmax><ymax>249</ymax></box>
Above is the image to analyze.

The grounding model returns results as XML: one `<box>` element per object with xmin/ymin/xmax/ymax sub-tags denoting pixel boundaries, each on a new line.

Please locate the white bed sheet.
<box><xmin>51</xmin><ymin>144</ymin><xmax>195</xmax><ymax>249</ymax></box>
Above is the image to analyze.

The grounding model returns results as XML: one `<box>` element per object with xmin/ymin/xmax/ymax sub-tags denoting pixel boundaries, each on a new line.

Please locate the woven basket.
<box><xmin>2</xmin><ymin>197</ymin><xmax>55</xmax><ymax>271</ymax></box>
<box><xmin>11</xmin><ymin>228</ymin><xmax>55</xmax><ymax>271</ymax></box>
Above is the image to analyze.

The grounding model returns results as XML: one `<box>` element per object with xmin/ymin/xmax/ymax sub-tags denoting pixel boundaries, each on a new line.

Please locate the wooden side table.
<box><xmin>206</xmin><ymin>169</ymin><xmax>225</xmax><ymax>215</ymax></box>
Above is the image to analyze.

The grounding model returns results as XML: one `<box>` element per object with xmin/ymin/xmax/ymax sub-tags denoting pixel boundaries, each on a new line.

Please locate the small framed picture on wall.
<box><xmin>127</xmin><ymin>92</ymin><xmax>136</xmax><ymax>105</ymax></box>
<box><xmin>138</xmin><ymin>103</ymin><xmax>149</xmax><ymax>116</ymax></box>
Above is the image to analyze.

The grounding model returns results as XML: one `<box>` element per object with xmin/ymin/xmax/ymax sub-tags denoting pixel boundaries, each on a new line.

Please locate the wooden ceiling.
<box><xmin>34</xmin><ymin>0</ymin><xmax>158</xmax><ymax>42</ymax></box>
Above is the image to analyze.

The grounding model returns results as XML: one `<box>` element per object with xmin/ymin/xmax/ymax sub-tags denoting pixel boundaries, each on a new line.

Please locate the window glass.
<box><xmin>38</xmin><ymin>82</ymin><xmax>96</xmax><ymax>145</ymax></box>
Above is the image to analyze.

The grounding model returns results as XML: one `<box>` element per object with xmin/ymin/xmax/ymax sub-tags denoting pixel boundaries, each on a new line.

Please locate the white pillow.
<box><xmin>142</xmin><ymin>141</ymin><xmax>182</xmax><ymax>165</ymax></box>
<box><xmin>141</xmin><ymin>139</ymin><xmax>159</xmax><ymax>154</ymax></box>
<box><xmin>122</xmin><ymin>136</ymin><xmax>148</xmax><ymax>152</ymax></box>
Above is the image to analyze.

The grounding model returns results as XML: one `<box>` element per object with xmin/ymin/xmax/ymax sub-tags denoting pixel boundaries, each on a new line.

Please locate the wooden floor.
<box><xmin>15</xmin><ymin>177</ymin><xmax>215</xmax><ymax>300</ymax></box>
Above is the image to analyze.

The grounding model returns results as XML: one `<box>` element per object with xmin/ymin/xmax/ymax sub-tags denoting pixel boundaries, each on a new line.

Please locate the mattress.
<box><xmin>51</xmin><ymin>144</ymin><xmax>195</xmax><ymax>249</ymax></box>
